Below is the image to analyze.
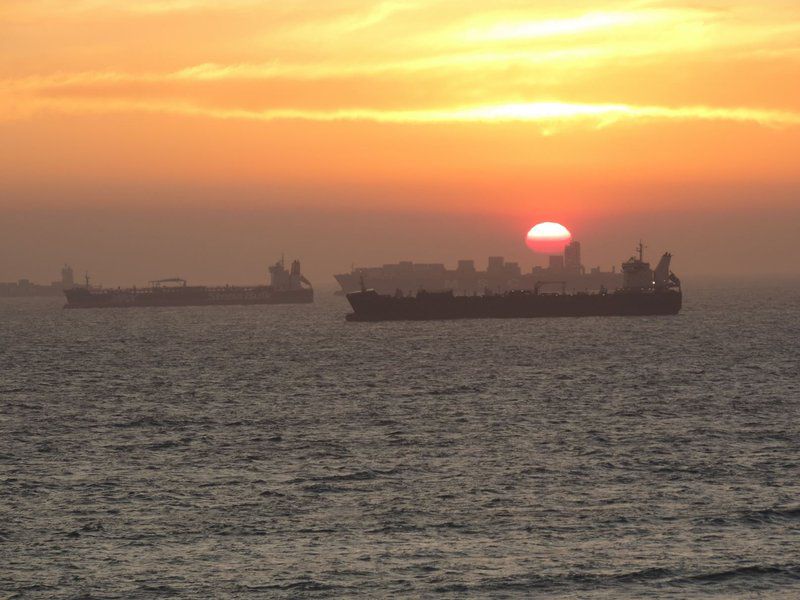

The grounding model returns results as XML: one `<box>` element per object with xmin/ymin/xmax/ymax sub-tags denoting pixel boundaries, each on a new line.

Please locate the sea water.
<box><xmin>2</xmin><ymin>280</ymin><xmax>799</xmax><ymax>597</ymax></box>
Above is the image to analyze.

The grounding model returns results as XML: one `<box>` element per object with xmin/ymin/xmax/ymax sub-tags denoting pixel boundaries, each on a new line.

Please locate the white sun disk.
<box><xmin>527</xmin><ymin>222</ymin><xmax>571</xmax><ymax>240</ymax></box>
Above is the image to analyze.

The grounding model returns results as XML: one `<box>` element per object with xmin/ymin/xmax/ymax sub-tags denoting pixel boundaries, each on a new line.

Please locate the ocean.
<box><xmin>2</xmin><ymin>281</ymin><xmax>799</xmax><ymax>598</ymax></box>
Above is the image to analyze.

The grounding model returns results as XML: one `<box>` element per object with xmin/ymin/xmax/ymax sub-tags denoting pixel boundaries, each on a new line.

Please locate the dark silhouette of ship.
<box><xmin>64</xmin><ymin>258</ymin><xmax>313</xmax><ymax>309</ymax></box>
<box><xmin>345</xmin><ymin>244</ymin><xmax>681</xmax><ymax>321</ymax></box>
<box><xmin>334</xmin><ymin>240</ymin><xmax>621</xmax><ymax>296</ymax></box>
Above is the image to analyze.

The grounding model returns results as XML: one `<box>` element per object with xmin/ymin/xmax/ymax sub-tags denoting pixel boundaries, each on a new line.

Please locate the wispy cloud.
<box><xmin>9</xmin><ymin>95</ymin><xmax>800</xmax><ymax>130</ymax></box>
<box><xmin>458</xmin><ymin>11</ymin><xmax>653</xmax><ymax>42</ymax></box>
<box><xmin>2</xmin><ymin>3</ymin><xmax>799</xmax><ymax>136</ymax></box>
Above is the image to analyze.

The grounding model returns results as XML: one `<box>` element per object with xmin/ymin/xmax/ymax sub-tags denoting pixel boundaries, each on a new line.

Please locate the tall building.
<box><xmin>457</xmin><ymin>259</ymin><xmax>475</xmax><ymax>273</ymax></box>
<box><xmin>61</xmin><ymin>264</ymin><xmax>75</xmax><ymax>288</ymax></box>
<box><xmin>487</xmin><ymin>256</ymin><xmax>505</xmax><ymax>272</ymax></box>
<box><xmin>564</xmin><ymin>241</ymin><xmax>582</xmax><ymax>273</ymax></box>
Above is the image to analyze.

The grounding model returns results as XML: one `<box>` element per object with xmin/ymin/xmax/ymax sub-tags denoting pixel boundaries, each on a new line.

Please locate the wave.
<box><xmin>367</xmin><ymin>523</ymin><xmax>422</xmax><ymax>534</ymax></box>
<box><xmin>677</xmin><ymin>564</ymin><xmax>800</xmax><ymax>585</ymax></box>
<box><xmin>742</xmin><ymin>507</ymin><xmax>800</xmax><ymax>524</ymax></box>
<box><xmin>292</xmin><ymin>468</ymin><xmax>402</xmax><ymax>485</ymax></box>
<box><xmin>465</xmin><ymin>564</ymin><xmax>800</xmax><ymax>593</ymax></box>
<box><xmin>234</xmin><ymin>580</ymin><xmax>348</xmax><ymax>593</ymax></box>
<box><xmin>302</xmin><ymin>483</ymin><xmax>349</xmax><ymax>494</ymax></box>
<box><xmin>111</xmin><ymin>416</ymin><xmax>204</xmax><ymax>429</ymax></box>
<box><xmin>435</xmin><ymin>568</ymin><xmax>673</xmax><ymax>593</ymax></box>
<box><xmin>314</xmin><ymin>469</ymin><xmax>381</xmax><ymax>482</ymax></box>
<box><xmin>694</xmin><ymin>506</ymin><xmax>800</xmax><ymax>526</ymax></box>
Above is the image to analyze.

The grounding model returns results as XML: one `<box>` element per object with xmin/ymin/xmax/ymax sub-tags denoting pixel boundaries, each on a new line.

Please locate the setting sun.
<box><xmin>526</xmin><ymin>222</ymin><xmax>572</xmax><ymax>255</ymax></box>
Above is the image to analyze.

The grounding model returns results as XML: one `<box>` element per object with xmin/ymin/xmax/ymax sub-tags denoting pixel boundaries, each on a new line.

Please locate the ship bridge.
<box><xmin>621</xmin><ymin>242</ymin><xmax>680</xmax><ymax>292</ymax></box>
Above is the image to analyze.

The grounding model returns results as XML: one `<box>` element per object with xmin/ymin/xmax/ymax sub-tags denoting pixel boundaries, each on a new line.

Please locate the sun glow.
<box><xmin>526</xmin><ymin>222</ymin><xmax>572</xmax><ymax>255</ymax></box>
<box><xmin>5</xmin><ymin>92</ymin><xmax>800</xmax><ymax>130</ymax></box>
<box><xmin>462</xmin><ymin>12</ymin><xmax>647</xmax><ymax>42</ymax></box>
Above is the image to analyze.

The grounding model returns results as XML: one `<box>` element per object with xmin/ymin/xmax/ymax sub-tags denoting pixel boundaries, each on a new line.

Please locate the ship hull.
<box><xmin>345</xmin><ymin>289</ymin><xmax>681</xmax><ymax>321</ymax></box>
<box><xmin>64</xmin><ymin>286</ymin><xmax>313</xmax><ymax>309</ymax></box>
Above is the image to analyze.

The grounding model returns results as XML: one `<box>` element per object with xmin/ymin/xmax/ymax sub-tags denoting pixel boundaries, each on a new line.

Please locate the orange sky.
<box><xmin>1</xmin><ymin>1</ymin><xmax>800</xmax><ymax>281</ymax></box>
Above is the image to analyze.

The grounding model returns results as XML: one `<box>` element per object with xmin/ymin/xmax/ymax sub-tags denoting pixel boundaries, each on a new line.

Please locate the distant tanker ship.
<box><xmin>334</xmin><ymin>240</ymin><xmax>621</xmax><ymax>296</ymax></box>
<box><xmin>64</xmin><ymin>258</ymin><xmax>313</xmax><ymax>309</ymax></box>
<box><xmin>345</xmin><ymin>244</ymin><xmax>681</xmax><ymax>321</ymax></box>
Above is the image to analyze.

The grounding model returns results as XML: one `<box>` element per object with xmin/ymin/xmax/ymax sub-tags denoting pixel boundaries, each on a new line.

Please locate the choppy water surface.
<box><xmin>2</xmin><ymin>281</ymin><xmax>799</xmax><ymax>598</ymax></box>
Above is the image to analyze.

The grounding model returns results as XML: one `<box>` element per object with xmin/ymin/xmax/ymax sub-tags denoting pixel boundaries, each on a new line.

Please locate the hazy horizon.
<box><xmin>2</xmin><ymin>199</ymin><xmax>799</xmax><ymax>288</ymax></box>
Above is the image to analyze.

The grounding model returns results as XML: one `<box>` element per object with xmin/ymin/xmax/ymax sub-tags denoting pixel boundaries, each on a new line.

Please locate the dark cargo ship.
<box><xmin>345</xmin><ymin>245</ymin><xmax>681</xmax><ymax>321</ymax></box>
<box><xmin>64</xmin><ymin>258</ymin><xmax>313</xmax><ymax>309</ymax></box>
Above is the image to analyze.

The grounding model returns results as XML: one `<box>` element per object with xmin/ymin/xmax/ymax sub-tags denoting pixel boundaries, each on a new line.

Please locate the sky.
<box><xmin>2</xmin><ymin>0</ymin><xmax>799</xmax><ymax>284</ymax></box>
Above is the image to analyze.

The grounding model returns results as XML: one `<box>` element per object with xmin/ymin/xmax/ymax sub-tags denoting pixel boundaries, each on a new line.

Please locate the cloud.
<box><xmin>8</xmin><ymin>95</ymin><xmax>799</xmax><ymax>130</ymax></box>
<box><xmin>2</xmin><ymin>1</ymin><xmax>799</xmax><ymax>131</ymax></box>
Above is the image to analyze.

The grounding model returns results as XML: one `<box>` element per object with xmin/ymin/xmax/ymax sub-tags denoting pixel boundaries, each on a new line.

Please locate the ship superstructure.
<box><xmin>334</xmin><ymin>240</ymin><xmax>621</xmax><ymax>296</ymax></box>
<box><xmin>63</xmin><ymin>258</ymin><xmax>313</xmax><ymax>309</ymax></box>
<box><xmin>621</xmin><ymin>242</ymin><xmax>681</xmax><ymax>292</ymax></box>
<box><xmin>344</xmin><ymin>244</ymin><xmax>681</xmax><ymax>321</ymax></box>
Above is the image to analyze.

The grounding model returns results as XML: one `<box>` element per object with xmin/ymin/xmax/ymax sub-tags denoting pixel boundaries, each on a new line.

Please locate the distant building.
<box><xmin>61</xmin><ymin>264</ymin><xmax>75</xmax><ymax>288</ymax></box>
<box><xmin>487</xmin><ymin>256</ymin><xmax>505</xmax><ymax>272</ymax></box>
<box><xmin>504</xmin><ymin>261</ymin><xmax>521</xmax><ymax>277</ymax></box>
<box><xmin>457</xmin><ymin>259</ymin><xmax>475</xmax><ymax>273</ymax></box>
<box><xmin>0</xmin><ymin>265</ymin><xmax>76</xmax><ymax>297</ymax></box>
<box><xmin>564</xmin><ymin>241</ymin><xmax>582</xmax><ymax>273</ymax></box>
<box><xmin>548</xmin><ymin>255</ymin><xmax>564</xmax><ymax>270</ymax></box>
<box><xmin>334</xmin><ymin>241</ymin><xmax>622</xmax><ymax>295</ymax></box>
